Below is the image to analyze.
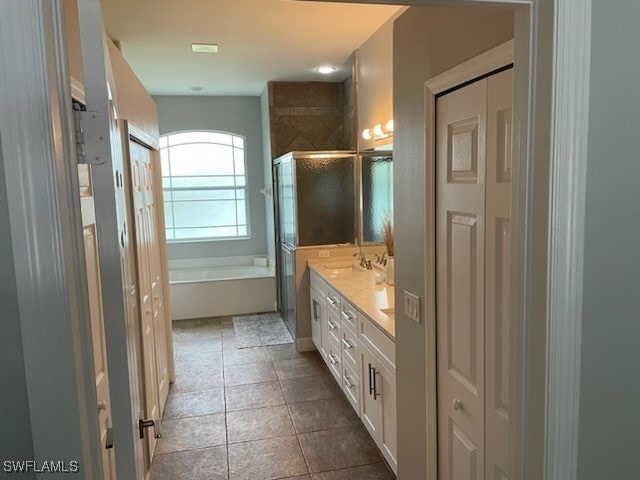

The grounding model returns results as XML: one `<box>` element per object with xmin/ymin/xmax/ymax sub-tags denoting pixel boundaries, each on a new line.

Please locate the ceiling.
<box><xmin>101</xmin><ymin>0</ymin><xmax>401</xmax><ymax>96</ymax></box>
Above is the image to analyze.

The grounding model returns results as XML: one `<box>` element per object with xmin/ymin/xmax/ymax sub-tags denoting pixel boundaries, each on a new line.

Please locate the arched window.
<box><xmin>160</xmin><ymin>131</ymin><xmax>249</xmax><ymax>241</ymax></box>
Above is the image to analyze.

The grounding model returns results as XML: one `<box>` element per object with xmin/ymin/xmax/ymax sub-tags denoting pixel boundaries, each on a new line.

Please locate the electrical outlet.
<box><xmin>318</xmin><ymin>250</ymin><xmax>330</xmax><ymax>258</ymax></box>
<box><xmin>404</xmin><ymin>291</ymin><xmax>421</xmax><ymax>323</ymax></box>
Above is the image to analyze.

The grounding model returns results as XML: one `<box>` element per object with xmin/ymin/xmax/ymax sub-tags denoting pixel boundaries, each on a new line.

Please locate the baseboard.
<box><xmin>296</xmin><ymin>337</ymin><xmax>316</xmax><ymax>352</ymax></box>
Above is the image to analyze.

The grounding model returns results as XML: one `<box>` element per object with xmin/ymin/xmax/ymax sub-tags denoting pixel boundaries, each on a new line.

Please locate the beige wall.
<box><xmin>393</xmin><ymin>7</ymin><xmax>513</xmax><ymax>478</ymax></box>
<box><xmin>108</xmin><ymin>40</ymin><xmax>159</xmax><ymax>145</ymax></box>
<box><xmin>358</xmin><ymin>14</ymin><xmax>395</xmax><ymax>151</ymax></box>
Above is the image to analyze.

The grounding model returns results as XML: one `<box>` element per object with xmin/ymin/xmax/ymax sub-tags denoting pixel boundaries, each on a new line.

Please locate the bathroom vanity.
<box><xmin>308</xmin><ymin>259</ymin><xmax>397</xmax><ymax>474</ymax></box>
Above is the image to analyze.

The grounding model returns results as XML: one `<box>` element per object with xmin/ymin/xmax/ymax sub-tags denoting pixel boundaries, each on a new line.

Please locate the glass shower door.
<box><xmin>294</xmin><ymin>154</ymin><xmax>356</xmax><ymax>246</ymax></box>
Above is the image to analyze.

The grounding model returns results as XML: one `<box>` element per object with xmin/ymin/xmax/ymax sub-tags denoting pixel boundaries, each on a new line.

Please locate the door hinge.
<box><xmin>73</xmin><ymin>104</ymin><xmax>108</xmax><ymax>165</ymax></box>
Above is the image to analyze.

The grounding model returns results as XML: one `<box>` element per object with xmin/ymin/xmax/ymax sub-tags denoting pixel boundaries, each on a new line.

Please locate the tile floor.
<box><xmin>151</xmin><ymin>316</ymin><xmax>396</xmax><ymax>480</ymax></box>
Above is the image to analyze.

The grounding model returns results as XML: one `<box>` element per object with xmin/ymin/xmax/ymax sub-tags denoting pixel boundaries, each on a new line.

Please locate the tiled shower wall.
<box><xmin>342</xmin><ymin>75</ymin><xmax>356</xmax><ymax>151</ymax></box>
<box><xmin>268</xmin><ymin>81</ymin><xmax>355</xmax><ymax>158</ymax></box>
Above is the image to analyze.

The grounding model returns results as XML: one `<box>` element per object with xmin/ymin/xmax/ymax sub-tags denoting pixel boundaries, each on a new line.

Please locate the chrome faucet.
<box><xmin>353</xmin><ymin>250</ymin><xmax>372</xmax><ymax>270</ymax></box>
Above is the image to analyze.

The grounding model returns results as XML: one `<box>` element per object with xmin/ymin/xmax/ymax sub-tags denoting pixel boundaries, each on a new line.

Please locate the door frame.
<box><xmin>425</xmin><ymin>40</ymin><xmax>514</xmax><ymax>480</ymax></box>
<box><xmin>0</xmin><ymin>1</ymin><xmax>591</xmax><ymax>479</ymax></box>
<box><xmin>414</xmin><ymin>0</ymin><xmax>592</xmax><ymax>478</ymax></box>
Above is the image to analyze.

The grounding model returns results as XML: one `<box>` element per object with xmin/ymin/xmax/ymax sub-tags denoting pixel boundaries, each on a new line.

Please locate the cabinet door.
<box><xmin>310</xmin><ymin>288</ymin><xmax>324</xmax><ymax>355</ymax></box>
<box><xmin>359</xmin><ymin>344</ymin><xmax>380</xmax><ymax>441</ymax></box>
<box><xmin>378</xmin><ymin>362</ymin><xmax>397</xmax><ymax>474</ymax></box>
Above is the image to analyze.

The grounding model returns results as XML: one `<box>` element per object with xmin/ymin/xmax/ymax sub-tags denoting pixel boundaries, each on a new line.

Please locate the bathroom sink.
<box><xmin>323</xmin><ymin>262</ymin><xmax>364</xmax><ymax>276</ymax></box>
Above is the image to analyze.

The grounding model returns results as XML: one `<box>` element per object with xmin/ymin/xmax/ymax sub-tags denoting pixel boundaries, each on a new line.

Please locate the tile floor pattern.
<box><xmin>151</xmin><ymin>316</ymin><xmax>395</xmax><ymax>480</ymax></box>
<box><xmin>232</xmin><ymin>313</ymin><xmax>294</xmax><ymax>348</ymax></box>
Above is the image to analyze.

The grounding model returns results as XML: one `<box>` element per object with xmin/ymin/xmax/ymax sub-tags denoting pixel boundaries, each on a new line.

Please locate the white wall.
<box><xmin>0</xmin><ymin>133</ymin><xmax>35</xmax><ymax>475</ymax></box>
<box><xmin>577</xmin><ymin>1</ymin><xmax>640</xmax><ymax>478</ymax></box>
<box><xmin>393</xmin><ymin>7</ymin><xmax>513</xmax><ymax>478</ymax></box>
<box><xmin>153</xmin><ymin>95</ymin><xmax>268</xmax><ymax>260</ymax></box>
<box><xmin>260</xmin><ymin>87</ymin><xmax>276</xmax><ymax>265</ymax></box>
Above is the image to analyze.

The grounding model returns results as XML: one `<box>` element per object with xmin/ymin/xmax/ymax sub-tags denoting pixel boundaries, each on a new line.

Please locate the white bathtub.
<box><xmin>169</xmin><ymin>256</ymin><xmax>276</xmax><ymax>320</ymax></box>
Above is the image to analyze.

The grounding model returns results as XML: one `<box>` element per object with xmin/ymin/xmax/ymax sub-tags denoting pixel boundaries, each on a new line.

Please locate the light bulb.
<box><xmin>373</xmin><ymin>124</ymin><xmax>384</xmax><ymax>137</ymax></box>
<box><xmin>385</xmin><ymin>119</ymin><xmax>394</xmax><ymax>133</ymax></box>
<box><xmin>362</xmin><ymin>129</ymin><xmax>372</xmax><ymax>140</ymax></box>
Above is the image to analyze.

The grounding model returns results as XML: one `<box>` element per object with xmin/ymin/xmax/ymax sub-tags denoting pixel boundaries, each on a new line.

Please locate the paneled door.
<box><xmin>79</xmin><ymin>164</ymin><xmax>116</xmax><ymax>480</ymax></box>
<box><xmin>137</xmin><ymin>140</ymin><xmax>170</xmax><ymax>411</ymax></box>
<box><xmin>128</xmin><ymin>139</ymin><xmax>166</xmax><ymax>461</ymax></box>
<box><xmin>436</xmin><ymin>68</ymin><xmax>513</xmax><ymax>480</ymax></box>
<box><xmin>484</xmin><ymin>69</ymin><xmax>513</xmax><ymax>480</ymax></box>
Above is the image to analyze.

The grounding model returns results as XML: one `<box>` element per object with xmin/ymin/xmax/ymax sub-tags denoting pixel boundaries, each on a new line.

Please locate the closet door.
<box><xmin>484</xmin><ymin>69</ymin><xmax>513</xmax><ymax>480</ymax></box>
<box><xmin>144</xmin><ymin>144</ymin><xmax>170</xmax><ymax>410</ymax></box>
<box><xmin>129</xmin><ymin>140</ymin><xmax>161</xmax><ymax>460</ymax></box>
<box><xmin>436</xmin><ymin>78</ymin><xmax>487</xmax><ymax>480</ymax></box>
<box><xmin>435</xmin><ymin>68</ymin><xmax>513</xmax><ymax>480</ymax></box>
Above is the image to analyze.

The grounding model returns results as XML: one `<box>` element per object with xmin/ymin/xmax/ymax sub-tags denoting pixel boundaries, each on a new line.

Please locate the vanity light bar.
<box><xmin>362</xmin><ymin>119</ymin><xmax>394</xmax><ymax>141</ymax></box>
<box><xmin>362</xmin><ymin>119</ymin><xmax>393</xmax><ymax>140</ymax></box>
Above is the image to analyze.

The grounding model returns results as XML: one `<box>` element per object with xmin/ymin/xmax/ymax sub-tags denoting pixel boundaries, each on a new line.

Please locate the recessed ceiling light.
<box><xmin>316</xmin><ymin>65</ymin><xmax>337</xmax><ymax>74</ymax></box>
<box><xmin>191</xmin><ymin>43</ymin><xmax>219</xmax><ymax>53</ymax></box>
<box><xmin>190</xmin><ymin>87</ymin><xmax>204</xmax><ymax>92</ymax></box>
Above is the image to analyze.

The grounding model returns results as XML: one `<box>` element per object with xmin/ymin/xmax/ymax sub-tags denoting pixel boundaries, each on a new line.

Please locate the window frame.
<box><xmin>160</xmin><ymin>130</ymin><xmax>251</xmax><ymax>243</ymax></box>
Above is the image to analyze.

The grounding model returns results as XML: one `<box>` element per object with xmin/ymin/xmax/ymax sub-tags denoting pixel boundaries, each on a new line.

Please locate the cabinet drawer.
<box><xmin>326</xmin><ymin>342</ymin><xmax>342</xmax><ymax>384</ymax></box>
<box><xmin>358</xmin><ymin>313</ymin><xmax>396</xmax><ymax>374</ymax></box>
<box><xmin>342</xmin><ymin>361</ymin><xmax>360</xmax><ymax>414</ymax></box>
<box><xmin>310</xmin><ymin>269</ymin><xmax>327</xmax><ymax>297</ymax></box>
<box><xmin>339</xmin><ymin>298</ymin><xmax>358</xmax><ymax>334</ymax></box>
<box><xmin>326</xmin><ymin>286</ymin><xmax>340</xmax><ymax>312</ymax></box>
<box><xmin>327</xmin><ymin>308</ymin><xmax>341</xmax><ymax>346</ymax></box>
<box><xmin>340</xmin><ymin>326</ymin><xmax>359</xmax><ymax>371</ymax></box>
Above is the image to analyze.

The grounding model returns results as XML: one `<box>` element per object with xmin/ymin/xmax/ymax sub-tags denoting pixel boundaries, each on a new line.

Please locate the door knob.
<box><xmin>453</xmin><ymin>398</ymin><xmax>464</xmax><ymax>411</ymax></box>
<box><xmin>98</xmin><ymin>401</ymin><xmax>107</xmax><ymax>411</ymax></box>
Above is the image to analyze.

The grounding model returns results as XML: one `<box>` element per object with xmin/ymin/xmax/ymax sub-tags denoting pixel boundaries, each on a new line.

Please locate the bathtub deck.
<box><xmin>170</xmin><ymin>264</ymin><xmax>274</xmax><ymax>283</ymax></box>
<box><xmin>169</xmin><ymin>256</ymin><xmax>277</xmax><ymax>320</ymax></box>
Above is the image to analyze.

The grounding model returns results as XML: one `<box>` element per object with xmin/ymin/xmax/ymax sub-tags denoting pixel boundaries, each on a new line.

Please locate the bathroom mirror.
<box><xmin>360</xmin><ymin>152</ymin><xmax>393</xmax><ymax>244</ymax></box>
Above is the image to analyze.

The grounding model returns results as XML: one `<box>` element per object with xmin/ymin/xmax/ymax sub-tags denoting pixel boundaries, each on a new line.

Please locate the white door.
<box><xmin>436</xmin><ymin>68</ymin><xmax>513</xmax><ymax>480</ymax></box>
<box><xmin>484</xmin><ymin>69</ymin><xmax>513</xmax><ymax>479</ymax></box>
<box><xmin>139</xmin><ymin>142</ymin><xmax>170</xmax><ymax>411</ymax></box>
<box><xmin>79</xmin><ymin>164</ymin><xmax>116</xmax><ymax>480</ymax></box>
<box><xmin>129</xmin><ymin>140</ymin><xmax>161</xmax><ymax>461</ymax></box>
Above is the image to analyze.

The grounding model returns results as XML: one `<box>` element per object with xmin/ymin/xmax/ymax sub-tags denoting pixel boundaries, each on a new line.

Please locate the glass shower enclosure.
<box><xmin>273</xmin><ymin>151</ymin><xmax>357</xmax><ymax>336</ymax></box>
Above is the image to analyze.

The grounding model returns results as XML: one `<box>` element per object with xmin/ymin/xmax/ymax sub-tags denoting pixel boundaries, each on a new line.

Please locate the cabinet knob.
<box><xmin>453</xmin><ymin>398</ymin><xmax>464</xmax><ymax>411</ymax></box>
<box><xmin>98</xmin><ymin>401</ymin><xmax>107</xmax><ymax>411</ymax></box>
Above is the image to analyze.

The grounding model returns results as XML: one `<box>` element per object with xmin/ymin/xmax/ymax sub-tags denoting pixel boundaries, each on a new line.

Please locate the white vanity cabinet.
<box><xmin>309</xmin><ymin>266</ymin><xmax>397</xmax><ymax>474</ymax></box>
<box><xmin>359</xmin><ymin>316</ymin><xmax>398</xmax><ymax>472</ymax></box>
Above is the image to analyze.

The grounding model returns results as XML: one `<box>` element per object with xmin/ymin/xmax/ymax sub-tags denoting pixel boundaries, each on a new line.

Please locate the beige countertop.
<box><xmin>308</xmin><ymin>258</ymin><xmax>395</xmax><ymax>340</ymax></box>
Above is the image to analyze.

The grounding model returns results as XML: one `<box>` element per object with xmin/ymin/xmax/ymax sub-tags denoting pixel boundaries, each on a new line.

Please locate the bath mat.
<box><xmin>232</xmin><ymin>313</ymin><xmax>293</xmax><ymax>348</ymax></box>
